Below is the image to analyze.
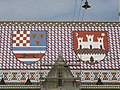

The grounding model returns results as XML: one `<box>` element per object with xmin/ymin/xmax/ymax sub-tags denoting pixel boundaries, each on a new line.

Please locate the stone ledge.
<box><xmin>0</xmin><ymin>85</ymin><xmax>120</xmax><ymax>89</ymax></box>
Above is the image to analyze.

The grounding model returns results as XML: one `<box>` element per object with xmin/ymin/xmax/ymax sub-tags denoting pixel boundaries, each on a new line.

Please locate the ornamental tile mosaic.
<box><xmin>0</xmin><ymin>22</ymin><xmax>120</xmax><ymax>82</ymax></box>
<box><xmin>0</xmin><ymin>22</ymin><xmax>120</xmax><ymax>69</ymax></box>
<box><xmin>0</xmin><ymin>70</ymin><xmax>119</xmax><ymax>83</ymax></box>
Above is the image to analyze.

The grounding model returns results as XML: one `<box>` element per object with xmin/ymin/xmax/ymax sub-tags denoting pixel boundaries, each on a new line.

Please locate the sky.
<box><xmin>0</xmin><ymin>0</ymin><xmax>119</xmax><ymax>21</ymax></box>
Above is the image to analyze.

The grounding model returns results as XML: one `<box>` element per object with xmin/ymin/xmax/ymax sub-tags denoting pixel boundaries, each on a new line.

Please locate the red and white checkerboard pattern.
<box><xmin>12</xmin><ymin>31</ymin><xmax>30</xmax><ymax>47</ymax></box>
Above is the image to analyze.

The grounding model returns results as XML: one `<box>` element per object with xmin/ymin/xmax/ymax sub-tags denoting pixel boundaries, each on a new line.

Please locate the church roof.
<box><xmin>0</xmin><ymin>21</ymin><xmax>119</xmax><ymax>70</ymax></box>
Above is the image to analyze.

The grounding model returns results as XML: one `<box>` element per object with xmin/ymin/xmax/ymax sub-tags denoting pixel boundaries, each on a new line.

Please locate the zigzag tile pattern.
<box><xmin>0</xmin><ymin>22</ymin><xmax>120</xmax><ymax>70</ymax></box>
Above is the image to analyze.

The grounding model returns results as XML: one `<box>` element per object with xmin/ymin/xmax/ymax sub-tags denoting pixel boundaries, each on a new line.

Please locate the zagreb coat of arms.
<box><xmin>73</xmin><ymin>31</ymin><xmax>108</xmax><ymax>64</ymax></box>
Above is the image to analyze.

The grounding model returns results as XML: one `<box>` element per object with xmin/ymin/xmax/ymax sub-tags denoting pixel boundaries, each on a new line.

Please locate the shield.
<box><xmin>73</xmin><ymin>31</ymin><xmax>108</xmax><ymax>63</ymax></box>
<box><xmin>12</xmin><ymin>30</ymin><xmax>46</xmax><ymax>65</ymax></box>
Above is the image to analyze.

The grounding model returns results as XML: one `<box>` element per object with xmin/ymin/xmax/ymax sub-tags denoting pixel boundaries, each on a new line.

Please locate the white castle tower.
<box><xmin>77</xmin><ymin>35</ymin><xmax>104</xmax><ymax>50</ymax></box>
<box><xmin>77</xmin><ymin>35</ymin><xmax>106</xmax><ymax>62</ymax></box>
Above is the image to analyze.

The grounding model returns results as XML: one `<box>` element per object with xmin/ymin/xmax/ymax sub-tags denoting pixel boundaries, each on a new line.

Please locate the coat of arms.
<box><xmin>73</xmin><ymin>31</ymin><xmax>108</xmax><ymax>64</ymax></box>
<box><xmin>12</xmin><ymin>30</ymin><xmax>46</xmax><ymax>65</ymax></box>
